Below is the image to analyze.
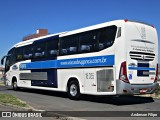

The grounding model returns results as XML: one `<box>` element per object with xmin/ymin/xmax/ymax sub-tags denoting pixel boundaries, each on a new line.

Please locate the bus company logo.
<box><xmin>141</xmin><ymin>26</ymin><xmax>146</xmax><ymax>39</ymax></box>
<box><xmin>20</xmin><ymin>64</ymin><xmax>27</xmax><ymax>70</ymax></box>
<box><xmin>142</xmin><ymin>55</ymin><xmax>145</xmax><ymax>60</ymax></box>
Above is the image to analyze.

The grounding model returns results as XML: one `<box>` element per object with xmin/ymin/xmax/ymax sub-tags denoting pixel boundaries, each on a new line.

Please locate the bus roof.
<box><xmin>13</xmin><ymin>20</ymin><xmax>124</xmax><ymax>48</ymax></box>
<box><xmin>13</xmin><ymin>19</ymin><xmax>152</xmax><ymax>48</ymax></box>
<box><xmin>59</xmin><ymin>20</ymin><xmax>124</xmax><ymax>37</ymax></box>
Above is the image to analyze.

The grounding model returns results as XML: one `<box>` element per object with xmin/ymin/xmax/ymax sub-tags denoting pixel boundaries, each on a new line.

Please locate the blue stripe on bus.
<box><xmin>20</xmin><ymin>55</ymin><xmax>115</xmax><ymax>70</ymax></box>
<box><xmin>128</xmin><ymin>67</ymin><xmax>155</xmax><ymax>71</ymax></box>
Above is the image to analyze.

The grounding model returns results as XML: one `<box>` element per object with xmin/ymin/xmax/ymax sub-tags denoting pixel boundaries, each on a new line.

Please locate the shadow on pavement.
<box><xmin>80</xmin><ymin>95</ymin><xmax>154</xmax><ymax>106</ymax></box>
<box><xmin>1</xmin><ymin>86</ymin><xmax>154</xmax><ymax>106</ymax></box>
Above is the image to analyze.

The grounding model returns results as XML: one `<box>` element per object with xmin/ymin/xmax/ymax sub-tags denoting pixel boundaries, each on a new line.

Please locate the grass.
<box><xmin>0</xmin><ymin>93</ymin><xmax>28</xmax><ymax>107</ymax></box>
<box><xmin>155</xmin><ymin>86</ymin><xmax>160</xmax><ymax>97</ymax></box>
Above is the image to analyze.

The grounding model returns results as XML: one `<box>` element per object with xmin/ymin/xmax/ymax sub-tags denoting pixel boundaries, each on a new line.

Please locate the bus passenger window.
<box><xmin>61</xmin><ymin>49</ymin><xmax>68</xmax><ymax>55</ymax></box>
<box><xmin>98</xmin><ymin>26</ymin><xmax>117</xmax><ymax>50</ymax></box>
<box><xmin>60</xmin><ymin>35</ymin><xmax>78</xmax><ymax>55</ymax></box>
<box><xmin>79</xmin><ymin>31</ymin><xmax>97</xmax><ymax>53</ymax></box>
<box><xmin>46</xmin><ymin>38</ymin><xmax>58</xmax><ymax>57</ymax></box>
<box><xmin>24</xmin><ymin>45</ymin><xmax>34</xmax><ymax>60</ymax></box>
<box><xmin>98</xmin><ymin>43</ymin><xmax>104</xmax><ymax>50</ymax></box>
<box><xmin>69</xmin><ymin>47</ymin><xmax>77</xmax><ymax>53</ymax></box>
<box><xmin>15</xmin><ymin>47</ymin><xmax>24</xmax><ymax>61</ymax></box>
<box><xmin>50</xmin><ymin>50</ymin><xmax>57</xmax><ymax>55</ymax></box>
<box><xmin>34</xmin><ymin>42</ymin><xmax>46</xmax><ymax>58</ymax></box>
<box><xmin>80</xmin><ymin>45</ymin><xmax>90</xmax><ymax>52</ymax></box>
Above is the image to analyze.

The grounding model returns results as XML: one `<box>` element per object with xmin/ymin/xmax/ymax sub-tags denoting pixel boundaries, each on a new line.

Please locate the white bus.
<box><xmin>1</xmin><ymin>20</ymin><xmax>159</xmax><ymax>99</ymax></box>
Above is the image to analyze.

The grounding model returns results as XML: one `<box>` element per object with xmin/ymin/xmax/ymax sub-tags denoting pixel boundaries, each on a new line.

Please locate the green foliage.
<box><xmin>155</xmin><ymin>86</ymin><xmax>160</xmax><ymax>96</ymax></box>
<box><xmin>0</xmin><ymin>93</ymin><xmax>27</xmax><ymax>107</ymax></box>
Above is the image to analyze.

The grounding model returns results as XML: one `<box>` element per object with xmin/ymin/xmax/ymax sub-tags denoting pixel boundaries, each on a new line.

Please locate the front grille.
<box><xmin>129</xmin><ymin>51</ymin><xmax>155</xmax><ymax>61</ymax></box>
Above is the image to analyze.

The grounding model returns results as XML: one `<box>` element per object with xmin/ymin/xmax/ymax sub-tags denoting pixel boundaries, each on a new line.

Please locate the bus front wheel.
<box><xmin>12</xmin><ymin>78</ymin><xmax>19</xmax><ymax>91</ymax></box>
<box><xmin>67</xmin><ymin>80</ymin><xmax>81</xmax><ymax>100</ymax></box>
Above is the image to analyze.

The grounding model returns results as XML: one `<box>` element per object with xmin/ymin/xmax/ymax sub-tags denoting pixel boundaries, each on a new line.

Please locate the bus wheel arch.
<box><xmin>67</xmin><ymin>78</ymin><xmax>81</xmax><ymax>100</ymax></box>
<box><xmin>12</xmin><ymin>76</ymin><xmax>19</xmax><ymax>91</ymax></box>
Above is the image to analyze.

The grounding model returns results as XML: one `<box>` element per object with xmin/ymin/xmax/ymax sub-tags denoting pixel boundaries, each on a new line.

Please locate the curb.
<box><xmin>43</xmin><ymin>112</ymin><xmax>86</xmax><ymax>120</ymax></box>
<box><xmin>135</xmin><ymin>94</ymin><xmax>160</xmax><ymax>99</ymax></box>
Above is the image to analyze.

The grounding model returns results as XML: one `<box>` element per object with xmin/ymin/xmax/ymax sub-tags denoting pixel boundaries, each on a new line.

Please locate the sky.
<box><xmin>0</xmin><ymin>0</ymin><xmax>160</xmax><ymax>66</ymax></box>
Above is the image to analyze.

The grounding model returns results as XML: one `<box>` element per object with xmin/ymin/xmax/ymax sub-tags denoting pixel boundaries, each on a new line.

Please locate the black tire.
<box><xmin>67</xmin><ymin>80</ymin><xmax>81</xmax><ymax>100</ymax></box>
<box><xmin>12</xmin><ymin>80</ymin><xmax>19</xmax><ymax>91</ymax></box>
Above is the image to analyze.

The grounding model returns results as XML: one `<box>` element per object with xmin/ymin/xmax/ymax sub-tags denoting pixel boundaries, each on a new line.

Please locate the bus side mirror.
<box><xmin>1</xmin><ymin>56</ymin><xmax>5</xmax><ymax>65</ymax></box>
<box><xmin>1</xmin><ymin>55</ymin><xmax>8</xmax><ymax>65</ymax></box>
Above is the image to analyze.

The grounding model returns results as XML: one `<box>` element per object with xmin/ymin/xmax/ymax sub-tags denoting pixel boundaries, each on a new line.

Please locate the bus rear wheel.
<box><xmin>67</xmin><ymin>80</ymin><xmax>81</xmax><ymax>100</ymax></box>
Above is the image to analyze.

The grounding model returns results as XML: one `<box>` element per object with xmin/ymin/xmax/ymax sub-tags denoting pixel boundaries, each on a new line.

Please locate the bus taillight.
<box><xmin>124</xmin><ymin>19</ymin><xmax>128</xmax><ymax>22</ymax></box>
<box><xmin>119</xmin><ymin>61</ymin><xmax>130</xmax><ymax>83</ymax></box>
<box><xmin>154</xmin><ymin>64</ymin><xmax>158</xmax><ymax>83</ymax></box>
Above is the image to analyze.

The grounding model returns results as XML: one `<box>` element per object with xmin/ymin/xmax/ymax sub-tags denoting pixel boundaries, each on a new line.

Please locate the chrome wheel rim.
<box><xmin>70</xmin><ymin>84</ymin><xmax>77</xmax><ymax>96</ymax></box>
<box><xmin>13</xmin><ymin>82</ymin><xmax>17</xmax><ymax>88</ymax></box>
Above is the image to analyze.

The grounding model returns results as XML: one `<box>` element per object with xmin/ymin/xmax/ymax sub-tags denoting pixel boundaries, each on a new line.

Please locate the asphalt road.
<box><xmin>0</xmin><ymin>86</ymin><xmax>160</xmax><ymax>120</ymax></box>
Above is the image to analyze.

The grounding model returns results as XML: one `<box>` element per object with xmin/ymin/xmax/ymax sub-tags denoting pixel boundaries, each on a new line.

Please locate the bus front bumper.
<box><xmin>116</xmin><ymin>80</ymin><xmax>159</xmax><ymax>95</ymax></box>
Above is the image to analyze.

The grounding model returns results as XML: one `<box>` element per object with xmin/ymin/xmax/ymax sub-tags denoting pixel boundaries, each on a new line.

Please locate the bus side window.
<box><xmin>60</xmin><ymin>35</ymin><xmax>78</xmax><ymax>56</ymax></box>
<box><xmin>98</xmin><ymin>43</ymin><xmax>104</xmax><ymax>50</ymax></box>
<box><xmin>61</xmin><ymin>49</ymin><xmax>68</xmax><ymax>55</ymax></box>
<box><xmin>33</xmin><ymin>42</ymin><xmax>46</xmax><ymax>59</ymax></box>
<box><xmin>24</xmin><ymin>45</ymin><xmax>34</xmax><ymax>59</ymax></box>
<box><xmin>46</xmin><ymin>38</ymin><xmax>58</xmax><ymax>57</ymax></box>
<box><xmin>79</xmin><ymin>31</ymin><xmax>97</xmax><ymax>53</ymax></box>
<box><xmin>98</xmin><ymin>26</ymin><xmax>117</xmax><ymax>50</ymax></box>
<box><xmin>15</xmin><ymin>47</ymin><xmax>24</xmax><ymax>61</ymax></box>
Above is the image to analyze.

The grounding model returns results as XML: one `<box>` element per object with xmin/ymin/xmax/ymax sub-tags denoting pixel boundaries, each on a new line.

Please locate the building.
<box><xmin>22</xmin><ymin>29</ymin><xmax>48</xmax><ymax>41</ymax></box>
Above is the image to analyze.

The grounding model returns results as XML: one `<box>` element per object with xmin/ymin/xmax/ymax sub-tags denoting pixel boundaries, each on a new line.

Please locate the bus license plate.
<box><xmin>140</xmin><ymin>89</ymin><xmax>147</xmax><ymax>93</ymax></box>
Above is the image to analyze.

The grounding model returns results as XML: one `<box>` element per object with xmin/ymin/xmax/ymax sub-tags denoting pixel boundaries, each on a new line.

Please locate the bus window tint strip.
<box><xmin>12</xmin><ymin>26</ymin><xmax>117</xmax><ymax>63</ymax></box>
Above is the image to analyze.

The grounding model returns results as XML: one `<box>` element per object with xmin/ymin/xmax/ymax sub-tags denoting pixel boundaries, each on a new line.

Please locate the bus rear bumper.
<box><xmin>116</xmin><ymin>80</ymin><xmax>159</xmax><ymax>95</ymax></box>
